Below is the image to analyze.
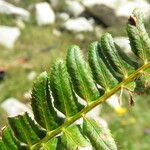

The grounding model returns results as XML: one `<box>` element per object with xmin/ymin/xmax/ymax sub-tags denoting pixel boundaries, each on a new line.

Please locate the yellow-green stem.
<box><xmin>32</xmin><ymin>63</ymin><xmax>150</xmax><ymax>150</ymax></box>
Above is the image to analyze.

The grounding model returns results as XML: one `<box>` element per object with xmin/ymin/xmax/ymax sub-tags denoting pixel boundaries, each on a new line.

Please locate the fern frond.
<box><xmin>127</xmin><ymin>9</ymin><xmax>150</xmax><ymax>63</ymax></box>
<box><xmin>66</xmin><ymin>45</ymin><xmax>100</xmax><ymax>102</ymax></box>
<box><xmin>83</xmin><ymin>117</ymin><xmax>117</xmax><ymax>150</ymax></box>
<box><xmin>88</xmin><ymin>41</ymin><xmax>118</xmax><ymax>91</ymax></box>
<box><xmin>50</xmin><ymin>59</ymin><xmax>83</xmax><ymax>117</ymax></box>
<box><xmin>1</xmin><ymin>9</ymin><xmax>150</xmax><ymax>150</ymax></box>
<box><xmin>61</xmin><ymin>125</ymin><xmax>91</xmax><ymax>149</ymax></box>
<box><xmin>101</xmin><ymin>33</ymin><xmax>134</xmax><ymax>78</ymax></box>
<box><xmin>31</xmin><ymin>72</ymin><xmax>62</xmax><ymax>131</ymax></box>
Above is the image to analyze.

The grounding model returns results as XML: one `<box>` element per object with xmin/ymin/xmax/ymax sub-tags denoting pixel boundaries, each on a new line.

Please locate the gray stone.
<box><xmin>82</xmin><ymin>0</ymin><xmax>119</xmax><ymax>26</ymax></box>
<box><xmin>82</xmin><ymin>0</ymin><xmax>118</xmax><ymax>8</ymax></box>
<box><xmin>88</xmin><ymin>4</ymin><xmax>117</xmax><ymax>26</ymax></box>
<box><xmin>82</xmin><ymin>0</ymin><xmax>150</xmax><ymax>26</ymax></box>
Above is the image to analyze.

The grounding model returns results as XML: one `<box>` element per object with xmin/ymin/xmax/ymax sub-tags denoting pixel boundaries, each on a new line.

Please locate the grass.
<box><xmin>0</xmin><ymin>1</ymin><xmax>150</xmax><ymax>149</ymax></box>
<box><xmin>0</xmin><ymin>23</ymin><xmax>98</xmax><ymax>101</ymax></box>
<box><xmin>102</xmin><ymin>94</ymin><xmax>150</xmax><ymax>150</ymax></box>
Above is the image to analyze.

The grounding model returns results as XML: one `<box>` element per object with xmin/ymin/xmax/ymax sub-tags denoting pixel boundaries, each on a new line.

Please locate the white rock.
<box><xmin>95</xmin><ymin>117</ymin><xmax>108</xmax><ymax>128</ymax></box>
<box><xmin>15</xmin><ymin>19</ymin><xmax>25</xmax><ymax>29</ymax></box>
<box><xmin>0</xmin><ymin>98</ymin><xmax>33</xmax><ymax>117</ymax></box>
<box><xmin>24</xmin><ymin>91</ymin><xmax>32</xmax><ymax>100</ymax></box>
<box><xmin>57</xmin><ymin>12</ymin><xmax>70</xmax><ymax>22</ymax></box>
<box><xmin>65</xmin><ymin>0</ymin><xmax>85</xmax><ymax>17</ymax></box>
<box><xmin>0</xmin><ymin>26</ymin><xmax>20</xmax><ymax>48</ymax></box>
<box><xmin>52</xmin><ymin>29</ymin><xmax>61</xmax><ymax>37</ymax></box>
<box><xmin>114</xmin><ymin>37</ymin><xmax>131</xmax><ymax>54</ymax></box>
<box><xmin>75</xmin><ymin>33</ymin><xmax>84</xmax><ymax>41</ymax></box>
<box><xmin>107</xmin><ymin>94</ymin><xmax>120</xmax><ymax>109</ymax></box>
<box><xmin>87</xmin><ymin>105</ymin><xmax>101</xmax><ymax>118</ymax></box>
<box><xmin>0</xmin><ymin>0</ymin><xmax>30</xmax><ymax>20</ymax></box>
<box><xmin>64</xmin><ymin>17</ymin><xmax>93</xmax><ymax>32</ymax></box>
<box><xmin>27</xmin><ymin>71</ymin><xmax>37</xmax><ymax>81</ymax></box>
<box><xmin>35</xmin><ymin>2</ymin><xmax>55</xmax><ymax>26</ymax></box>
<box><xmin>116</xmin><ymin>0</ymin><xmax>150</xmax><ymax>19</ymax></box>
<box><xmin>95</xmin><ymin>26</ymin><xmax>103</xmax><ymax>38</ymax></box>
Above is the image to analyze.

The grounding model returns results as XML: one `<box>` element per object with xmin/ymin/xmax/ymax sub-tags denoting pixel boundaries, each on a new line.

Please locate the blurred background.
<box><xmin>0</xmin><ymin>0</ymin><xmax>150</xmax><ymax>149</ymax></box>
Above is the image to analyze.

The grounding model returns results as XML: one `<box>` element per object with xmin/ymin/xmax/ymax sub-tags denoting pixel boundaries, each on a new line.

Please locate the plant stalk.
<box><xmin>32</xmin><ymin>63</ymin><xmax>150</xmax><ymax>150</ymax></box>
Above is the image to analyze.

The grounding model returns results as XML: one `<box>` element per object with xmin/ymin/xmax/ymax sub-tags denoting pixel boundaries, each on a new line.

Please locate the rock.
<box><xmin>35</xmin><ymin>2</ymin><xmax>55</xmax><ymax>26</ymax></box>
<box><xmin>49</xmin><ymin>0</ymin><xmax>59</xmax><ymax>8</ymax></box>
<box><xmin>57</xmin><ymin>12</ymin><xmax>70</xmax><ymax>22</ymax></box>
<box><xmin>82</xmin><ymin>0</ymin><xmax>118</xmax><ymax>8</ymax></box>
<box><xmin>82</xmin><ymin>0</ymin><xmax>150</xmax><ymax>26</ymax></box>
<box><xmin>0</xmin><ymin>26</ymin><xmax>20</xmax><ymax>48</ymax></box>
<box><xmin>82</xmin><ymin>0</ymin><xmax>119</xmax><ymax>26</ymax></box>
<box><xmin>114</xmin><ymin>37</ymin><xmax>131</xmax><ymax>54</ymax></box>
<box><xmin>52</xmin><ymin>29</ymin><xmax>61</xmax><ymax>37</ymax></box>
<box><xmin>27</xmin><ymin>71</ymin><xmax>37</xmax><ymax>81</ymax></box>
<box><xmin>116</xmin><ymin>0</ymin><xmax>150</xmax><ymax>20</ymax></box>
<box><xmin>15</xmin><ymin>19</ymin><xmax>25</xmax><ymax>29</ymax></box>
<box><xmin>75</xmin><ymin>33</ymin><xmax>85</xmax><ymax>41</ymax></box>
<box><xmin>95</xmin><ymin>117</ymin><xmax>108</xmax><ymax>128</ymax></box>
<box><xmin>0</xmin><ymin>98</ymin><xmax>33</xmax><ymax>117</ymax></box>
<box><xmin>64</xmin><ymin>17</ymin><xmax>93</xmax><ymax>32</ymax></box>
<box><xmin>87</xmin><ymin>105</ymin><xmax>101</xmax><ymax>118</ymax></box>
<box><xmin>94</xmin><ymin>26</ymin><xmax>103</xmax><ymax>38</ymax></box>
<box><xmin>0</xmin><ymin>0</ymin><xmax>30</xmax><ymax>21</ymax></box>
<box><xmin>107</xmin><ymin>94</ymin><xmax>121</xmax><ymax>109</ymax></box>
<box><xmin>24</xmin><ymin>91</ymin><xmax>31</xmax><ymax>100</ymax></box>
<box><xmin>65</xmin><ymin>0</ymin><xmax>85</xmax><ymax>17</ymax></box>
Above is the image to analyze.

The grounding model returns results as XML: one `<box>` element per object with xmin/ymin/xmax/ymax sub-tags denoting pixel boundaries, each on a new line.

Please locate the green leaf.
<box><xmin>50</xmin><ymin>59</ymin><xmax>83</xmax><ymax>117</ymax></box>
<box><xmin>1</xmin><ymin>9</ymin><xmax>150</xmax><ymax>150</ymax></box>
<box><xmin>101</xmin><ymin>33</ymin><xmax>134</xmax><ymax>78</ymax></box>
<box><xmin>0</xmin><ymin>139</ymin><xmax>6</xmax><ymax>150</ymax></box>
<box><xmin>8</xmin><ymin>112</ymin><xmax>46</xmax><ymax>147</ymax></box>
<box><xmin>127</xmin><ymin>9</ymin><xmax>150</xmax><ymax>63</ymax></box>
<box><xmin>41</xmin><ymin>137</ymin><xmax>62</xmax><ymax>150</ymax></box>
<box><xmin>31</xmin><ymin>72</ymin><xmax>62</xmax><ymax>130</ymax></box>
<box><xmin>61</xmin><ymin>125</ymin><xmax>91</xmax><ymax>150</ymax></box>
<box><xmin>66</xmin><ymin>45</ymin><xmax>100</xmax><ymax>102</ymax></box>
<box><xmin>83</xmin><ymin>117</ymin><xmax>117</xmax><ymax>150</ymax></box>
<box><xmin>124</xmin><ymin>81</ymin><xmax>136</xmax><ymax>92</ymax></box>
<box><xmin>134</xmin><ymin>69</ymin><xmax>150</xmax><ymax>95</ymax></box>
<box><xmin>115</xmin><ymin>43</ymin><xmax>139</xmax><ymax>69</ymax></box>
<box><xmin>2</xmin><ymin>127</ymin><xmax>27</xmax><ymax>150</ymax></box>
<box><xmin>88</xmin><ymin>41</ymin><xmax>118</xmax><ymax>91</ymax></box>
<box><xmin>142</xmin><ymin>69</ymin><xmax>150</xmax><ymax>94</ymax></box>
